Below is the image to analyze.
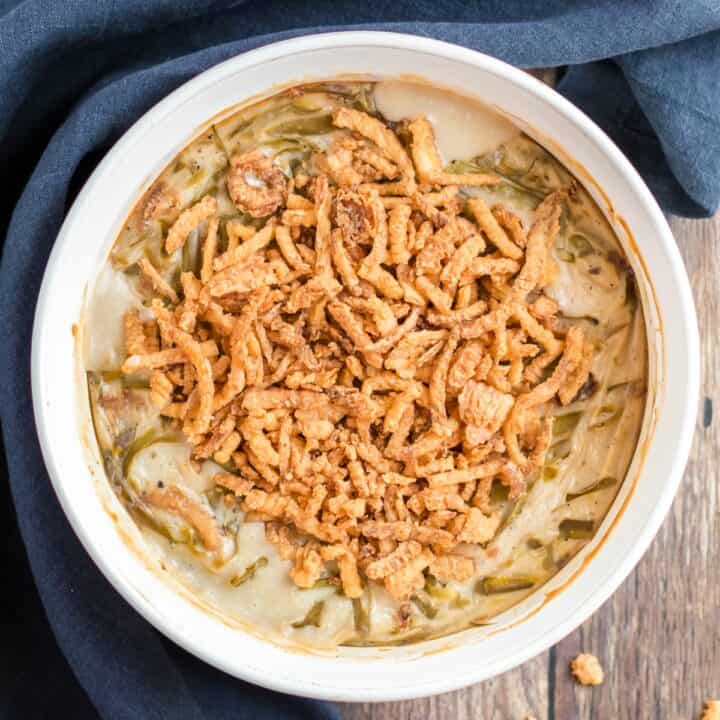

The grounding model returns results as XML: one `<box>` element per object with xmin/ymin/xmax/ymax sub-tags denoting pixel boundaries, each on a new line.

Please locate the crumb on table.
<box><xmin>571</xmin><ymin>653</ymin><xmax>604</xmax><ymax>686</ymax></box>
<box><xmin>702</xmin><ymin>700</ymin><xmax>720</xmax><ymax>720</ymax></box>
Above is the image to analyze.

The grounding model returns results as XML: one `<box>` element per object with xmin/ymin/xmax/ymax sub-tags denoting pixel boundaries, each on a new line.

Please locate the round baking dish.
<box><xmin>31</xmin><ymin>32</ymin><xmax>699</xmax><ymax>702</ymax></box>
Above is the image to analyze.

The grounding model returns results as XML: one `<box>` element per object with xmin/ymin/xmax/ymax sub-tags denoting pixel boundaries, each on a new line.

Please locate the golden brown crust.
<box><xmin>149</xmin><ymin>370</ymin><xmax>174</xmax><ymax>409</ymax></box>
<box><xmin>408</xmin><ymin>118</ymin><xmax>500</xmax><ymax>187</ymax></box>
<box><xmin>226</xmin><ymin>151</ymin><xmax>288</xmax><ymax>218</ymax></box>
<box><xmin>333</xmin><ymin>107</ymin><xmax>415</xmax><ymax>180</ymax></box>
<box><xmin>165</xmin><ymin>195</ymin><xmax>217</xmax><ymax>254</ymax></box>
<box><xmin>467</xmin><ymin>197</ymin><xmax>522</xmax><ymax>260</ymax></box>
<box><xmin>458</xmin><ymin>380</ymin><xmax>515</xmax><ymax>445</ymax></box>
<box><xmin>383</xmin><ymin>549</ymin><xmax>432</xmax><ymax>600</ymax></box>
<box><xmin>144</xmin><ymin>485</ymin><xmax>224</xmax><ymax>552</ymax></box>
<box><xmin>492</xmin><ymin>205</ymin><xmax>527</xmax><ymax>249</ymax></box>
<box><xmin>511</xmin><ymin>192</ymin><xmax>563</xmax><ymax>301</ymax></box>
<box><xmin>427</xmin><ymin>553</ymin><xmax>475</xmax><ymax>583</ymax></box>
<box><xmin>117</xmin><ymin>111</ymin><xmax>593</xmax><ymax>598</ymax></box>
<box><xmin>123</xmin><ymin>311</ymin><xmax>148</xmax><ymax>356</ymax></box>
<box><xmin>139</xmin><ymin>258</ymin><xmax>179</xmax><ymax>304</ymax></box>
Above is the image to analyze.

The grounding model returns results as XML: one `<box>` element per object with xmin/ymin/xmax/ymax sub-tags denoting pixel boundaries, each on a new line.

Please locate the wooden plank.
<box><xmin>551</xmin><ymin>214</ymin><xmax>720</xmax><ymax>720</ymax></box>
<box><xmin>338</xmin><ymin>214</ymin><xmax>720</xmax><ymax>720</ymax></box>
<box><xmin>339</xmin><ymin>652</ymin><xmax>549</xmax><ymax>720</ymax></box>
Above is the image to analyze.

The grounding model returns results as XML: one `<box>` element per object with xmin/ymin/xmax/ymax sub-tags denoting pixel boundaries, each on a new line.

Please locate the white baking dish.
<box><xmin>31</xmin><ymin>32</ymin><xmax>699</xmax><ymax>702</ymax></box>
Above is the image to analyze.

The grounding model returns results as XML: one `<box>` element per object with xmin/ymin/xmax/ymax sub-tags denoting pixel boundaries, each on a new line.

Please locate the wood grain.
<box><xmin>339</xmin><ymin>214</ymin><xmax>720</xmax><ymax>720</ymax></box>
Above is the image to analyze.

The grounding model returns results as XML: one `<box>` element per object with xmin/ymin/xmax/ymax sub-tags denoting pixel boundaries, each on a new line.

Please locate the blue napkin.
<box><xmin>1</xmin><ymin>2</ymin><xmax>718</xmax><ymax>718</ymax></box>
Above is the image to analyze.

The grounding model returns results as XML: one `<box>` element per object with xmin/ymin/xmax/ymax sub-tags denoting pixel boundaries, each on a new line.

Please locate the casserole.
<box><xmin>32</xmin><ymin>31</ymin><xmax>699</xmax><ymax>701</ymax></box>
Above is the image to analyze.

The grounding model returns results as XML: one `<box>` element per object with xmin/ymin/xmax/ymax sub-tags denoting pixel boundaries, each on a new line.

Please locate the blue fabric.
<box><xmin>1</xmin><ymin>2</ymin><xmax>718</xmax><ymax>718</ymax></box>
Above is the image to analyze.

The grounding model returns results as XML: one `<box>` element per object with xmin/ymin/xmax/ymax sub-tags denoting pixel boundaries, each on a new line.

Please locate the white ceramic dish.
<box><xmin>31</xmin><ymin>32</ymin><xmax>699</xmax><ymax>702</ymax></box>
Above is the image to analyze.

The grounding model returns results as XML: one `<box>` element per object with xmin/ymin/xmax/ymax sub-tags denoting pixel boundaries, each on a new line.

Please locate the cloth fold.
<box><xmin>1</xmin><ymin>2</ymin><xmax>719</xmax><ymax>718</ymax></box>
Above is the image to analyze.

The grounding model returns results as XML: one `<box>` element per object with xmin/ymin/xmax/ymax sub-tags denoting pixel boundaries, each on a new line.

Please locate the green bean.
<box><xmin>542</xmin><ymin>465</ymin><xmax>560</xmax><ymax>482</ymax></box>
<box><xmin>290</xmin><ymin>96</ymin><xmax>329</xmax><ymax>114</ymax></box>
<box><xmin>142</xmin><ymin>512</ymin><xmax>194</xmax><ymax>545</ymax></box>
<box><xmin>590</xmin><ymin>405</ymin><xmax>623</xmax><ymax>429</ymax></box>
<box><xmin>268</xmin><ymin>114</ymin><xmax>334</xmax><ymax>136</ymax></box>
<box><xmin>263</xmin><ymin>137</ymin><xmax>313</xmax><ymax>153</ymax></box>
<box><xmin>552</xmin><ymin>412</ymin><xmax>582</xmax><ymax>436</ymax></box>
<box><xmin>566</xmin><ymin>476</ymin><xmax>616</xmax><ymax>501</ymax></box>
<box><xmin>209</xmin><ymin>125</ymin><xmax>228</xmax><ymax>155</ymax></box>
<box><xmin>352</xmin><ymin>597</ymin><xmax>370</xmax><ymax>634</ymax></box>
<box><xmin>121</xmin><ymin>263</ymin><xmax>141</xmax><ymax>276</ymax></box>
<box><xmin>556</xmin><ymin>248</ymin><xmax>575</xmax><ymax>263</ymax></box>
<box><xmin>608</xmin><ymin>379</ymin><xmax>645</xmax><ymax>397</ymax></box>
<box><xmin>411</xmin><ymin>594</ymin><xmax>438</xmax><ymax>619</ymax></box>
<box><xmin>425</xmin><ymin>576</ymin><xmax>457</xmax><ymax>602</ymax></box>
<box><xmin>292</xmin><ymin>601</ymin><xmax>324</xmax><ymax>629</ymax></box>
<box><xmin>451</xmin><ymin>595</ymin><xmax>471</xmax><ymax>609</ymax></box>
<box><xmin>486</xmin><ymin>182</ymin><xmax>543</xmax><ymax>209</ymax></box>
<box><xmin>477</xmin><ymin>575</ymin><xmax>537</xmax><ymax>595</ymax></box>
<box><xmin>230</xmin><ymin>556</ymin><xmax>268</xmax><ymax>586</ymax></box>
<box><xmin>559</xmin><ymin>313</ymin><xmax>600</xmax><ymax>325</ymax></box>
<box><xmin>568</xmin><ymin>233</ymin><xmax>594</xmax><ymax>257</ymax></box>
<box><xmin>143</xmin><ymin>241</ymin><xmax>166</xmax><ymax>271</ymax></box>
<box><xmin>227</xmin><ymin>115</ymin><xmax>259</xmax><ymax>139</ymax></box>
<box><xmin>452</xmin><ymin>148</ymin><xmax>548</xmax><ymax>199</ymax></box>
<box><xmin>543</xmin><ymin>546</ymin><xmax>556</xmax><ymax>570</ymax></box>
<box><xmin>444</xmin><ymin>159</ymin><xmax>486</xmax><ymax>175</ymax></box>
<box><xmin>111</xmin><ymin>230</ymin><xmax>153</xmax><ymax>270</ymax></box>
<box><xmin>354</xmin><ymin>87</ymin><xmax>377</xmax><ymax>115</ymax></box>
<box><xmin>186</xmin><ymin>168</ymin><xmax>206</xmax><ymax>188</ymax></box>
<box><xmin>299</xmin><ymin>577</ymin><xmax>338</xmax><ymax>591</ymax></box>
<box><xmin>546</xmin><ymin>438</ymin><xmax>571</xmax><ymax>463</ymax></box>
<box><xmin>122</xmin><ymin>376</ymin><xmax>151</xmax><ymax>390</ymax></box>
<box><xmin>490</xmin><ymin>171</ymin><xmax>547</xmax><ymax>199</ymax></box>
<box><xmin>181</xmin><ymin>229</ymin><xmax>202</xmax><ymax>276</ymax></box>
<box><xmin>501</xmin><ymin>497</ymin><xmax>526</xmax><ymax>531</ymax></box>
<box><xmin>559</xmin><ymin>518</ymin><xmax>595</xmax><ymax>540</ymax></box>
<box><xmin>121</xmin><ymin>429</ymin><xmax>178</xmax><ymax>478</ymax></box>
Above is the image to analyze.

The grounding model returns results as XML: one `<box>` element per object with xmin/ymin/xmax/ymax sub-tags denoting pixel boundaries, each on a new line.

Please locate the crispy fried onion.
<box><xmin>121</xmin><ymin>108</ymin><xmax>593</xmax><ymax>602</ymax></box>
<box><xmin>226</xmin><ymin>150</ymin><xmax>288</xmax><ymax>217</ymax></box>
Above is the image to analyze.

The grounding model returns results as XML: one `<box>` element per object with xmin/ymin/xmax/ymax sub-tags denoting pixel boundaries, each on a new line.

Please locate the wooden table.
<box><xmin>339</xmin><ymin>213</ymin><xmax>720</xmax><ymax>720</ymax></box>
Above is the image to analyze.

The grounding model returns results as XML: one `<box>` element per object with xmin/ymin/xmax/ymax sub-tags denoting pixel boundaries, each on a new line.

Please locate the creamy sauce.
<box><xmin>84</xmin><ymin>266</ymin><xmax>143</xmax><ymax>371</ymax></box>
<box><xmin>374</xmin><ymin>80</ymin><xmax>519</xmax><ymax>162</ymax></box>
<box><xmin>84</xmin><ymin>80</ymin><xmax>647</xmax><ymax>650</ymax></box>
